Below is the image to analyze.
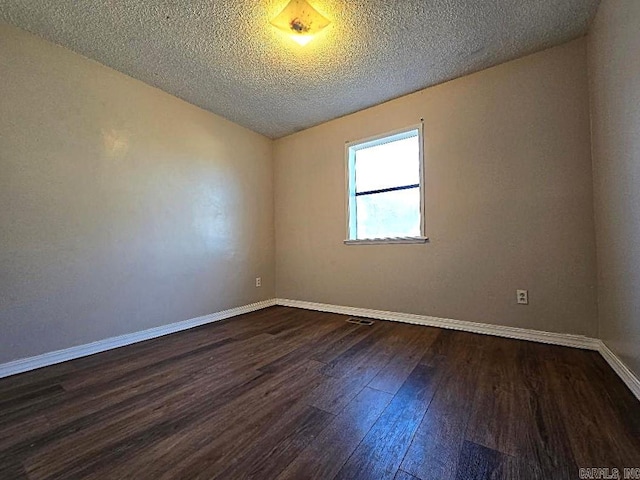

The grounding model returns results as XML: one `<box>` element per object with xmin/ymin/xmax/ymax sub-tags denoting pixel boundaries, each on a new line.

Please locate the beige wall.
<box><xmin>275</xmin><ymin>39</ymin><xmax>598</xmax><ymax>336</ymax></box>
<box><xmin>0</xmin><ymin>22</ymin><xmax>607</xmax><ymax>365</ymax></box>
<box><xmin>0</xmin><ymin>24</ymin><xmax>274</xmax><ymax>363</ymax></box>
<box><xmin>589</xmin><ymin>2</ymin><xmax>640</xmax><ymax>377</ymax></box>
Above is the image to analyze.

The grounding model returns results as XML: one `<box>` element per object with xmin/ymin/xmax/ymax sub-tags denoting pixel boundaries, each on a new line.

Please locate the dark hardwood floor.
<box><xmin>1</xmin><ymin>306</ymin><xmax>638</xmax><ymax>479</ymax></box>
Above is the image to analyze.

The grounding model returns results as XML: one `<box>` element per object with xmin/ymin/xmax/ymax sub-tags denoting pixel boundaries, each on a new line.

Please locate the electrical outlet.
<box><xmin>517</xmin><ymin>289</ymin><xmax>528</xmax><ymax>305</ymax></box>
<box><xmin>255</xmin><ymin>277</ymin><xmax>261</xmax><ymax>287</ymax></box>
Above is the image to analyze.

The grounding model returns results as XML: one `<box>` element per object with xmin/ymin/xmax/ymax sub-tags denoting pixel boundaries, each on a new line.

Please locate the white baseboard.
<box><xmin>276</xmin><ymin>298</ymin><xmax>640</xmax><ymax>401</ymax></box>
<box><xmin>2</xmin><ymin>297</ymin><xmax>638</xmax><ymax>402</ymax></box>
<box><xmin>598</xmin><ymin>341</ymin><xmax>640</xmax><ymax>401</ymax></box>
<box><xmin>276</xmin><ymin>298</ymin><xmax>601</xmax><ymax>350</ymax></box>
<box><xmin>0</xmin><ymin>299</ymin><xmax>276</xmax><ymax>379</ymax></box>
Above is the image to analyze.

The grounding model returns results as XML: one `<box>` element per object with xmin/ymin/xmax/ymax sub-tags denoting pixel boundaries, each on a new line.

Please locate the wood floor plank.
<box><xmin>310</xmin><ymin>323</ymin><xmax>399</xmax><ymax>415</ymax></box>
<box><xmin>0</xmin><ymin>457</ymin><xmax>29</xmax><ymax>480</ymax></box>
<box><xmin>400</xmin><ymin>332</ymin><xmax>485</xmax><ymax>480</ymax></box>
<box><xmin>464</xmin><ymin>336</ymin><xmax>529</xmax><ymax>457</ymax></box>
<box><xmin>310</xmin><ymin>321</ymin><xmax>377</xmax><ymax>364</ymax></box>
<box><xmin>278</xmin><ymin>386</ymin><xmax>393</xmax><ymax>480</ymax></box>
<box><xmin>23</xmin><ymin>367</ymin><xmax>268</xmax><ymax>479</ymax></box>
<box><xmin>0</xmin><ymin>414</ymin><xmax>51</xmax><ymax>451</ymax></box>
<box><xmin>334</xmin><ymin>360</ymin><xmax>445</xmax><ymax>480</ymax></box>
<box><xmin>80</xmin><ymin>360</ymin><xmax>325</xmax><ymax>480</ymax></box>
<box><xmin>514</xmin><ymin>341</ymin><xmax>580</xmax><ymax>476</ymax></box>
<box><xmin>367</xmin><ymin>325</ymin><xmax>440</xmax><ymax>394</ymax></box>
<box><xmin>309</xmin><ymin>371</ymin><xmax>374</xmax><ymax>415</ymax></box>
<box><xmin>0</xmin><ymin>371</ymin><xmax>198</xmax><ymax>471</ymax></box>
<box><xmin>0</xmin><ymin>306</ymin><xmax>636</xmax><ymax>480</ymax></box>
<box><xmin>158</xmin><ymin>362</ymin><xmax>327</xmax><ymax>480</ymax></box>
<box><xmin>60</xmin><ymin>333</ymin><xmax>238</xmax><ymax>391</ymax></box>
<box><xmin>0</xmin><ymin>384</ymin><xmax>65</xmax><ymax>422</ymax></box>
<box><xmin>0</xmin><ymin>362</ymin><xmax>76</xmax><ymax>396</ymax></box>
<box><xmin>394</xmin><ymin>470</ymin><xmax>422</xmax><ymax>480</ymax></box>
<box><xmin>17</xmin><ymin>332</ymin><xmax>272</xmax><ymax>432</ymax></box>
<box><xmin>543</xmin><ymin>348</ymin><xmax>640</xmax><ymax>471</ymax></box>
<box><xmin>210</xmin><ymin>406</ymin><xmax>333</xmax><ymax>479</ymax></box>
<box><xmin>583</xmin><ymin>350</ymin><xmax>640</xmax><ymax>440</ymax></box>
<box><xmin>259</xmin><ymin>321</ymin><xmax>357</xmax><ymax>374</ymax></box>
<box><xmin>1</xmin><ymin>331</ymin><xmax>276</xmax><ymax>437</ymax></box>
<box><xmin>57</xmin><ymin>306</ymin><xmax>285</xmax><ymax>382</ymax></box>
<box><xmin>320</xmin><ymin>322</ymin><xmax>395</xmax><ymax>379</ymax></box>
<box><xmin>454</xmin><ymin>440</ymin><xmax>549</xmax><ymax>480</ymax></box>
<box><xmin>454</xmin><ymin>440</ymin><xmax>514</xmax><ymax>480</ymax></box>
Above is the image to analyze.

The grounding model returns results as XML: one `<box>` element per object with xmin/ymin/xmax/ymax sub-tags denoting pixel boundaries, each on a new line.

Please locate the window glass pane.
<box><xmin>356</xmin><ymin>187</ymin><xmax>420</xmax><ymax>239</ymax></box>
<box><xmin>355</xmin><ymin>134</ymin><xmax>419</xmax><ymax>193</ymax></box>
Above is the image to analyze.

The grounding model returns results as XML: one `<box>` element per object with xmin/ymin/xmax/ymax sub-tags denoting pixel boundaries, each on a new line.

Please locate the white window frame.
<box><xmin>344</xmin><ymin>123</ymin><xmax>428</xmax><ymax>245</ymax></box>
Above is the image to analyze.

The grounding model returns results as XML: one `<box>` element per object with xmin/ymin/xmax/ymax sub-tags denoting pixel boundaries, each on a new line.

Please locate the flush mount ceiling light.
<box><xmin>270</xmin><ymin>0</ymin><xmax>331</xmax><ymax>46</ymax></box>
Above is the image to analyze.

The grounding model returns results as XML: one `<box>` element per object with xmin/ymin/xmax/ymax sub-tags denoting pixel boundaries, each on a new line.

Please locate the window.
<box><xmin>345</xmin><ymin>125</ymin><xmax>427</xmax><ymax>244</ymax></box>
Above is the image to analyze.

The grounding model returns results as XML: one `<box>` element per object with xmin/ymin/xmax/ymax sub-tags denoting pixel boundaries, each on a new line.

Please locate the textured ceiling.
<box><xmin>1</xmin><ymin>0</ymin><xmax>599</xmax><ymax>138</ymax></box>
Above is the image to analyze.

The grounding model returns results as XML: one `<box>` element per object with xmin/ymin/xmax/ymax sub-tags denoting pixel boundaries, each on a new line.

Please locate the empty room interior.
<box><xmin>1</xmin><ymin>0</ymin><xmax>639</xmax><ymax>479</ymax></box>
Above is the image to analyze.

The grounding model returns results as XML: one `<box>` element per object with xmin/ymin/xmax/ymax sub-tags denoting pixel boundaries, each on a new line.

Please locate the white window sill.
<box><xmin>343</xmin><ymin>236</ymin><xmax>429</xmax><ymax>245</ymax></box>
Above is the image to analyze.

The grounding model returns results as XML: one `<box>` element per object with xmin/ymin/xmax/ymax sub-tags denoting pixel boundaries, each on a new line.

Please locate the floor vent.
<box><xmin>346</xmin><ymin>317</ymin><xmax>374</xmax><ymax>326</ymax></box>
